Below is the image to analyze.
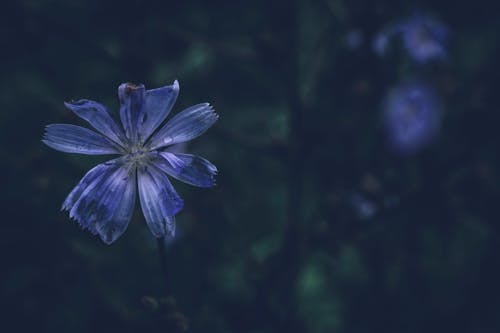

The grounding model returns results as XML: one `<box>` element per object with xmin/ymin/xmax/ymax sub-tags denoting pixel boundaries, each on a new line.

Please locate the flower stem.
<box><xmin>157</xmin><ymin>237</ymin><xmax>170</xmax><ymax>296</ymax></box>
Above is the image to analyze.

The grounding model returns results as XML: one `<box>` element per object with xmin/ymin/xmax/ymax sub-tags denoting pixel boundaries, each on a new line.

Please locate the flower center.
<box><xmin>126</xmin><ymin>147</ymin><xmax>152</xmax><ymax>167</ymax></box>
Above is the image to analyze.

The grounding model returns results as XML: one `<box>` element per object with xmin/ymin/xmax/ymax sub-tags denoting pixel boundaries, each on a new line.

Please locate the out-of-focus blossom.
<box><xmin>383</xmin><ymin>81</ymin><xmax>442</xmax><ymax>154</ymax></box>
<box><xmin>374</xmin><ymin>13</ymin><xmax>449</xmax><ymax>63</ymax></box>
<box><xmin>400</xmin><ymin>14</ymin><xmax>448</xmax><ymax>63</ymax></box>
<box><xmin>345</xmin><ymin>29</ymin><xmax>364</xmax><ymax>50</ymax></box>
<box><xmin>349</xmin><ymin>193</ymin><xmax>377</xmax><ymax>220</ymax></box>
<box><xmin>43</xmin><ymin>81</ymin><xmax>218</xmax><ymax>244</ymax></box>
<box><xmin>373</xmin><ymin>26</ymin><xmax>394</xmax><ymax>56</ymax></box>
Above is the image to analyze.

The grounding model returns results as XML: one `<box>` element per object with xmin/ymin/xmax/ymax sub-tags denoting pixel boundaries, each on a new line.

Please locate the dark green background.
<box><xmin>2</xmin><ymin>0</ymin><xmax>500</xmax><ymax>332</ymax></box>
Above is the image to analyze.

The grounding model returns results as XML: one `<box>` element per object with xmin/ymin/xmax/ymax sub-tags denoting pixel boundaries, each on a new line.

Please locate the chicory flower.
<box><xmin>43</xmin><ymin>81</ymin><xmax>218</xmax><ymax>244</ymax></box>
<box><xmin>374</xmin><ymin>13</ymin><xmax>449</xmax><ymax>64</ymax></box>
<box><xmin>400</xmin><ymin>13</ymin><xmax>448</xmax><ymax>63</ymax></box>
<box><xmin>382</xmin><ymin>81</ymin><xmax>441</xmax><ymax>154</ymax></box>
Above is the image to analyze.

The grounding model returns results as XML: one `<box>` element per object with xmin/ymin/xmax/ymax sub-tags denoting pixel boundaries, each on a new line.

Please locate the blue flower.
<box><xmin>373</xmin><ymin>28</ymin><xmax>392</xmax><ymax>56</ymax></box>
<box><xmin>349</xmin><ymin>193</ymin><xmax>377</xmax><ymax>220</ymax></box>
<box><xmin>374</xmin><ymin>13</ymin><xmax>448</xmax><ymax>64</ymax></box>
<box><xmin>345</xmin><ymin>29</ymin><xmax>364</xmax><ymax>50</ymax></box>
<box><xmin>43</xmin><ymin>81</ymin><xmax>218</xmax><ymax>244</ymax></box>
<box><xmin>382</xmin><ymin>81</ymin><xmax>441</xmax><ymax>154</ymax></box>
<box><xmin>400</xmin><ymin>14</ymin><xmax>448</xmax><ymax>63</ymax></box>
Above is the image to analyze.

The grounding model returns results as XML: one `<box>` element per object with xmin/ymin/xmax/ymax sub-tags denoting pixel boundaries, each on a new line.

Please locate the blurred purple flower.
<box><xmin>373</xmin><ymin>25</ymin><xmax>394</xmax><ymax>56</ymax></box>
<box><xmin>345</xmin><ymin>29</ymin><xmax>364</xmax><ymax>50</ymax></box>
<box><xmin>400</xmin><ymin>14</ymin><xmax>448</xmax><ymax>63</ymax></box>
<box><xmin>383</xmin><ymin>81</ymin><xmax>441</xmax><ymax>154</ymax></box>
<box><xmin>43</xmin><ymin>81</ymin><xmax>218</xmax><ymax>244</ymax></box>
<box><xmin>349</xmin><ymin>193</ymin><xmax>377</xmax><ymax>220</ymax></box>
<box><xmin>374</xmin><ymin>13</ymin><xmax>449</xmax><ymax>63</ymax></box>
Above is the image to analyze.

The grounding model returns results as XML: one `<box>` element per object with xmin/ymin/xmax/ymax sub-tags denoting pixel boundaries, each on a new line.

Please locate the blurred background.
<box><xmin>1</xmin><ymin>0</ymin><xmax>500</xmax><ymax>332</ymax></box>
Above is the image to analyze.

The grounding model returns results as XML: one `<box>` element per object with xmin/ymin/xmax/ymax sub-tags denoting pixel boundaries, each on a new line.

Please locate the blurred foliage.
<box><xmin>1</xmin><ymin>0</ymin><xmax>500</xmax><ymax>332</ymax></box>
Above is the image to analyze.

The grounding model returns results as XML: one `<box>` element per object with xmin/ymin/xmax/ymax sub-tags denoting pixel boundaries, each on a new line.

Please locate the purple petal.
<box><xmin>138</xmin><ymin>165</ymin><xmax>182</xmax><ymax>237</ymax></box>
<box><xmin>62</xmin><ymin>160</ymin><xmax>116</xmax><ymax>211</ymax></box>
<box><xmin>148</xmin><ymin>103</ymin><xmax>218</xmax><ymax>150</ymax></box>
<box><xmin>165</xmin><ymin>142</ymin><xmax>188</xmax><ymax>154</ymax></box>
<box><xmin>94</xmin><ymin>168</ymin><xmax>137</xmax><ymax>244</ymax></box>
<box><xmin>64</xmin><ymin>160</ymin><xmax>136</xmax><ymax>242</ymax></box>
<box><xmin>156</xmin><ymin>151</ymin><xmax>217</xmax><ymax>187</ymax></box>
<box><xmin>64</xmin><ymin>99</ymin><xmax>127</xmax><ymax>147</ymax></box>
<box><xmin>140</xmin><ymin>80</ymin><xmax>179</xmax><ymax>141</ymax></box>
<box><xmin>118</xmin><ymin>83</ymin><xmax>145</xmax><ymax>143</ymax></box>
<box><xmin>43</xmin><ymin>124</ymin><xmax>121</xmax><ymax>155</ymax></box>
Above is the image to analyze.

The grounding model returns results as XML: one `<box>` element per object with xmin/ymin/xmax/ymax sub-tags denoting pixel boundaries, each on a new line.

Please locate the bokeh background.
<box><xmin>2</xmin><ymin>0</ymin><xmax>500</xmax><ymax>332</ymax></box>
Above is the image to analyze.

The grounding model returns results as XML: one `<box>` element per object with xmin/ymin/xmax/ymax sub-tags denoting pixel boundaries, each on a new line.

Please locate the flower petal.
<box><xmin>140</xmin><ymin>80</ymin><xmax>179</xmax><ymax>141</ymax></box>
<box><xmin>138</xmin><ymin>165</ymin><xmax>182</xmax><ymax>237</ymax></box>
<box><xmin>64</xmin><ymin>160</ymin><xmax>136</xmax><ymax>242</ymax></box>
<box><xmin>94</xmin><ymin>168</ymin><xmax>137</xmax><ymax>244</ymax></box>
<box><xmin>62</xmin><ymin>160</ymin><xmax>117</xmax><ymax>211</ymax></box>
<box><xmin>148</xmin><ymin>103</ymin><xmax>218</xmax><ymax>150</ymax></box>
<box><xmin>156</xmin><ymin>152</ymin><xmax>217</xmax><ymax>187</ymax></box>
<box><xmin>118</xmin><ymin>83</ymin><xmax>145</xmax><ymax>143</ymax></box>
<box><xmin>43</xmin><ymin>124</ymin><xmax>121</xmax><ymax>155</ymax></box>
<box><xmin>64</xmin><ymin>99</ymin><xmax>128</xmax><ymax>147</ymax></box>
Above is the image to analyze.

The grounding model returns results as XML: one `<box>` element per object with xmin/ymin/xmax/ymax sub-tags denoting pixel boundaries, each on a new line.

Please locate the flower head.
<box><xmin>345</xmin><ymin>29</ymin><xmax>364</xmax><ymax>50</ymax></box>
<box><xmin>400</xmin><ymin>13</ymin><xmax>448</xmax><ymax>63</ymax></box>
<box><xmin>374</xmin><ymin>13</ymin><xmax>449</xmax><ymax>64</ymax></box>
<box><xmin>43</xmin><ymin>81</ymin><xmax>218</xmax><ymax>244</ymax></box>
<box><xmin>382</xmin><ymin>81</ymin><xmax>441</xmax><ymax>154</ymax></box>
<box><xmin>373</xmin><ymin>29</ymin><xmax>391</xmax><ymax>56</ymax></box>
<box><xmin>349</xmin><ymin>193</ymin><xmax>377</xmax><ymax>220</ymax></box>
